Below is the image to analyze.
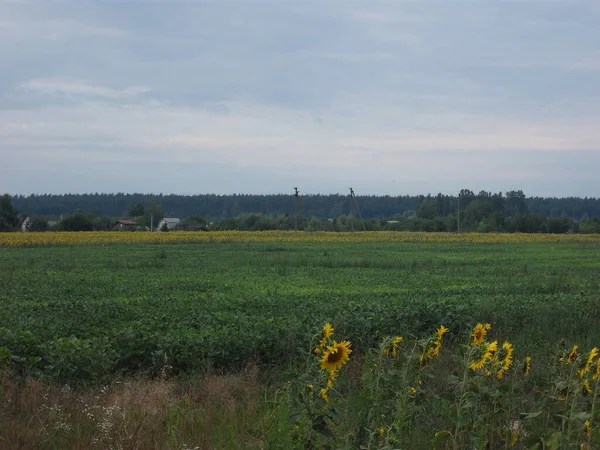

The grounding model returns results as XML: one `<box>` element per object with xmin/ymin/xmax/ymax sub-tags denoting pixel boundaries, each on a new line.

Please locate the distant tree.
<box><xmin>142</xmin><ymin>202</ymin><xmax>164</xmax><ymax>228</ymax></box>
<box><xmin>417</xmin><ymin>197</ymin><xmax>437</xmax><ymax>220</ymax></box>
<box><xmin>546</xmin><ymin>216</ymin><xmax>571</xmax><ymax>234</ymax></box>
<box><xmin>0</xmin><ymin>194</ymin><xmax>20</xmax><ymax>231</ymax></box>
<box><xmin>128</xmin><ymin>203</ymin><xmax>145</xmax><ymax>217</ymax></box>
<box><xmin>505</xmin><ymin>190</ymin><xmax>528</xmax><ymax>215</ymax></box>
<box><xmin>60</xmin><ymin>213</ymin><xmax>94</xmax><ymax>231</ymax></box>
<box><xmin>181</xmin><ymin>215</ymin><xmax>207</xmax><ymax>226</ymax></box>
<box><xmin>463</xmin><ymin>199</ymin><xmax>494</xmax><ymax>229</ymax></box>
<box><xmin>27</xmin><ymin>217</ymin><xmax>49</xmax><ymax>232</ymax></box>
<box><xmin>93</xmin><ymin>216</ymin><xmax>113</xmax><ymax>231</ymax></box>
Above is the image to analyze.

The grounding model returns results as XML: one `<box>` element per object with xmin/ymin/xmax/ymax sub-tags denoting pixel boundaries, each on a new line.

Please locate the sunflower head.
<box><xmin>583</xmin><ymin>379</ymin><xmax>592</xmax><ymax>396</ymax></box>
<box><xmin>320</xmin><ymin>340</ymin><xmax>352</xmax><ymax>372</ymax></box>
<box><xmin>470</xmin><ymin>340</ymin><xmax>498</xmax><ymax>371</ymax></box>
<box><xmin>437</xmin><ymin>325</ymin><xmax>449</xmax><ymax>337</ymax></box>
<box><xmin>584</xmin><ymin>420</ymin><xmax>591</xmax><ymax>437</ymax></box>
<box><xmin>314</xmin><ymin>322</ymin><xmax>335</xmax><ymax>354</ymax></box>
<box><xmin>523</xmin><ymin>356</ymin><xmax>532</xmax><ymax>377</ymax></box>
<box><xmin>390</xmin><ymin>336</ymin><xmax>403</xmax><ymax>358</ymax></box>
<box><xmin>471</xmin><ymin>323</ymin><xmax>492</xmax><ymax>346</ymax></box>
<box><xmin>568</xmin><ymin>345</ymin><xmax>579</xmax><ymax>364</ymax></box>
<box><xmin>578</xmin><ymin>347</ymin><xmax>599</xmax><ymax>378</ymax></box>
<box><xmin>320</xmin><ymin>387</ymin><xmax>329</xmax><ymax>402</ymax></box>
<box><xmin>495</xmin><ymin>341</ymin><xmax>514</xmax><ymax>380</ymax></box>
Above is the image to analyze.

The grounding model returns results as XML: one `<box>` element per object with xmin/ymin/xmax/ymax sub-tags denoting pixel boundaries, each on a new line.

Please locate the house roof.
<box><xmin>115</xmin><ymin>219</ymin><xmax>137</xmax><ymax>225</ymax></box>
<box><xmin>161</xmin><ymin>218</ymin><xmax>180</xmax><ymax>223</ymax></box>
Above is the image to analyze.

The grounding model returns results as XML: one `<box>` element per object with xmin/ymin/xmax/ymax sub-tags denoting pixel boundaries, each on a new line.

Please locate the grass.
<box><xmin>2</xmin><ymin>236</ymin><xmax>600</xmax><ymax>448</ymax></box>
<box><xmin>0</xmin><ymin>367</ymin><xmax>268</xmax><ymax>449</ymax></box>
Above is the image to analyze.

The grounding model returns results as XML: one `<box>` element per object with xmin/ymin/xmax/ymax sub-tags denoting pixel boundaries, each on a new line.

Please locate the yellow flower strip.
<box><xmin>4</xmin><ymin>231</ymin><xmax>600</xmax><ymax>247</ymax></box>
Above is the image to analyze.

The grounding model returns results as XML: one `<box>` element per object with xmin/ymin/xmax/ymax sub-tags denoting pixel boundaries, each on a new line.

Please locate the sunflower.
<box><xmin>585</xmin><ymin>420</ymin><xmax>591</xmax><ymax>437</ymax></box>
<box><xmin>578</xmin><ymin>347</ymin><xmax>599</xmax><ymax>378</ymax></box>
<box><xmin>320</xmin><ymin>387</ymin><xmax>329</xmax><ymax>402</ymax></box>
<box><xmin>523</xmin><ymin>356</ymin><xmax>532</xmax><ymax>377</ymax></box>
<box><xmin>320</xmin><ymin>340</ymin><xmax>352</xmax><ymax>372</ymax></box>
<box><xmin>432</xmin><ymin>325</ymin><xmax>449</xmax><ymax>357</ymax></box>
<box><xmin>594</xmin><ymin>359</ymin><xmax>600</xmax><ymax>381</ymax></box>
<box><xmin>583</xmin><ymin>379</ymin><xmax>592</xmax><ymax>395</ymax></box>
<box><xmin>314</xmin><ymin>322</ymin><xmax>334</xmax><ymax>354</ymax></box>
<box><xmin>567</xmin><ymin>345</ymin><xmax>579</xmax><ymax>364</ymax></box>
<box><xmin>390</xmin><ymin>336</ymin><xmax>403</xmax><ymax>358</ymax></box>
<box><xmin>327</xmin><ymin>370</ymin><xmax>337</xmax><ymax>388</ymax></box>
<box><xmin>470</xmin><ymin>341</ymin><xmax>498</xmax><ymax>370</ymax></box>
<box><xmin>558</xmin><ymin>387</ymin><xmax>568</xmax><ymax>400</ymax></box>
<box><xmin>496</xmin><ymin>341</ymin><xmax>514</xmax><ymax>380</ymax></box>
<box><xmin>471</xmin><ymin>323</ymin><xmax>492</xmax><ymax>346</ymax></box>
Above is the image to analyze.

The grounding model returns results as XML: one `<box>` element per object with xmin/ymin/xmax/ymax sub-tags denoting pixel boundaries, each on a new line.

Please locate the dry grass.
<box><xmin>0</xmin><ymin>366</ymin><xmax>266</xmax><ymax>450</ymax></box>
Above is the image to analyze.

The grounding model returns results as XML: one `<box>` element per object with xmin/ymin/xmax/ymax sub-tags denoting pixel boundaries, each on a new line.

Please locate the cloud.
<box><xmin>23</xmin><ymin>79</ymin><xmax>152</xmax><ymax>98</ymax></box>
<box><xmin>1</xmin><ymin>0</ymin><xmax>600</xmax><ymax>196</ymax></box>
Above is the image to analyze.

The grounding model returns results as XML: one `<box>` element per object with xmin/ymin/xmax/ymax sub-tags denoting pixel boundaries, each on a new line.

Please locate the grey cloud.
<box><xmin>1</xmin><ymin>0</ymin><xmax>600</xmax><ymax>195</ymax></box>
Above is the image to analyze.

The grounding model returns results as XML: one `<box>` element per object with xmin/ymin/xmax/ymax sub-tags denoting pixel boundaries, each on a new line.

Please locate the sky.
<box><xmin>1</xmin><ymin>0</ymin><xmax>600</xmax><ymax>197</ymax></box>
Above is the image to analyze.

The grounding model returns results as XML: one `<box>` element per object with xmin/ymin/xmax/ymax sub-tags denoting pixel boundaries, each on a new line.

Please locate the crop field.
<box><xmin>1</xmin><ymin>232</ymin><xmax>599</xmax><ymax>380</ymax></box>
<box><xmin>2</xmin><ymin>231</ymin><xmax>600</xmax><ymax>448</ymax></box>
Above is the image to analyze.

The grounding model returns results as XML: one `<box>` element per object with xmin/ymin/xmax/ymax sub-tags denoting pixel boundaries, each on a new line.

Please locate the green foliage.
<box><xmin>11</xmin><ymin>192</ymin><xmax>600</xmax><ymax>231</ymax></box>
<box><xmin>127</xmin><ymin>203</ymin><xmax>145</xmax><ymax>217</ymax></box>
<box><xmin>1</xmin><ymin>240</ymin><xmax>600</xmax><ymax>386</ymax></box>
<box><xmin>60</xmin><ymin>213</ymin><xmax>94</xmax><ymax>231</ymax></box>
<box><xmin>27</xmin><ymin>217</ymin><xmax>49</xmax><ymax>232</ymax></box>
<box><xmin>0</xmin><ymin>193</ymin><xmax>20</xmax><ymax>231</ymax></box>
<box><xmin>141</xmin><ymin>202</ymin><xmax>164</xmax><ymax>228</ymax></box>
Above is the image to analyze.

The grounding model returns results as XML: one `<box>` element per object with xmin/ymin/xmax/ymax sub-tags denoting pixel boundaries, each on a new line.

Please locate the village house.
<box><xmin>112</xmin><ymin>219</ymin><xmax>137</xmax><ymax>231</ymax></box>
<box><xmin>155</xmin><ymin>218</ymin><xmax>180</xmax><ymax>231</ymax></box>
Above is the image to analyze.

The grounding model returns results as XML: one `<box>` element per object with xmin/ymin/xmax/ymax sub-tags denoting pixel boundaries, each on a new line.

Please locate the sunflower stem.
<box><xmin>454</xmin><ymin>345</ymin><xmax>472</xmax><ymax>450</ymax></box>
<box><xmin>589</xmin><ymin>377</ymin><xmax>599</xmax><ymax>447</ymax></box>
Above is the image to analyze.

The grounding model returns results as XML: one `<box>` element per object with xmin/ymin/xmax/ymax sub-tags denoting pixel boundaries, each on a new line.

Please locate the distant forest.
<box><xmin>7</xmin><ymin>190</ymin><xmax>600</xmax><ymax>233</ymax></box>
<box><xmin>11</xmin><ymin>191</ymin><xmax>600</xmax><ymax>219</ymax></box>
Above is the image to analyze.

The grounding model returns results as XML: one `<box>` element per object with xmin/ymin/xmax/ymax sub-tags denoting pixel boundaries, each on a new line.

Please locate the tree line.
<box><xmin>3</xmin><ymin>190</ymin><xmax>600</xmax><ymax>233</ymax></box>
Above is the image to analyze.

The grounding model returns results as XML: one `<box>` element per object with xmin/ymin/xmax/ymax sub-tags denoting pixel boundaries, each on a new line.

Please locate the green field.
<box><xmin>2</xmin><ymin>240</ymin><xmax>599</xmax><ymax>382</ymax></box>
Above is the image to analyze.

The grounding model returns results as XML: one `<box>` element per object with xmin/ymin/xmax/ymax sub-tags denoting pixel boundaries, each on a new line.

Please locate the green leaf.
<box><xmin>521</xmin><ymin>411</ymin><xmax>543</xmax><ymax>420</ymax></box>
<box><xmin>440</xmin><ymin>392</ymin><xmax>456</xmax><ymax>402</ymax></box>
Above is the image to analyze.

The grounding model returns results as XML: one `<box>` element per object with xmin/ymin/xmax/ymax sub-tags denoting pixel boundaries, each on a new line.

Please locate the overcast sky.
<box><xmin>1</xmin><ymin>1</ymin><xmax>599</xmax><ymax>197</ymax></box>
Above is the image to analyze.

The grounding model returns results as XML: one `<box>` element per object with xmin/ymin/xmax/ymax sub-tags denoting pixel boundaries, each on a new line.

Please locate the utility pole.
<box><xmin>349</xmin><ymin>188</ymin><xmax>354</xmax><ymax>232</ymax></box>
<box><xmin>150</xmin><ymin>214</ymin><xmax>153</xmax><ymax>232</ymax></box>
<box><xmin>457</xmin><ymin>193</ymin><xmax>460</xmax><ymax>233</ymax></box>
<box><xmin>293</xmin><ymin>187</ymin><xmax>305</xmax><ymax>231</ymax></box>
<box><xmin>294</xmin><ymin>187</ymin><xmax>299</xmax><ymax>232</ymax></box>
<box><xmin>349</xmin><ymin>188</ymin><xmax>366</xmax><ymax>232</ymax></box>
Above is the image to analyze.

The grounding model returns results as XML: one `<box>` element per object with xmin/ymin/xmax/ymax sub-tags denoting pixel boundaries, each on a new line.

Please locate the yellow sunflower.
<box><xmin>320</xmin><ymin>340</ymin><xmax>352</xmax><ymax>372</ymax></box>
<box><xmin>578</xmin><ymin>347</ymin><xmax>599</xmax><ymax>378</ymax></box>
<box><xmin>594</xmin><ymin>359</ymin><xmax>600</xmax><ymax>381</ymax></box>
<box><xmin>390</xmin><ymin>336</ymin><xmax>403</xmax><ymax>358</ymax></box>
<box><xmin>567</xmin><ymin>345</ymin><xmax>579</xmax><ymax>364</ymax></box>
<box><xmin>320</xmin><ymin>387</ymin><xmax>329</xmax><ymax>402</ymax></box>
<box><xmin>432</xmin><ymin>325</ymin><xmax>449</xmax><ymax>357</ymax></box>
<box><xmin>585</xmin><ymin>419</ymin><xmax>591</xmax><ymax>437</ymax></box>
<box><xmin>523</xmin><ymin>356</ymin><xmax>532</xmax><ymax>377</ymax></box>
<box><xmin>470</xmin><ymin>341</ymin><xmax>498</xmax><ymax>370</ymax></box>
<box><xmin>314</xmin><ymin>322</ymin><xmax>334</xmax><ymax>354</ymax></box>
<box><xmin>471</xmin><ymin>323</ymin><xmax>492</xmax><ymax>346</ymax></box>
<box><xmin>583</xmin><ymin>379</ymin><xmax>592</xmax><ymax>395</ymax></box>
<box><xmin>496</xmin><ymin>341</ymin><xmax>514</xmax><ymax>380</ymax></box>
